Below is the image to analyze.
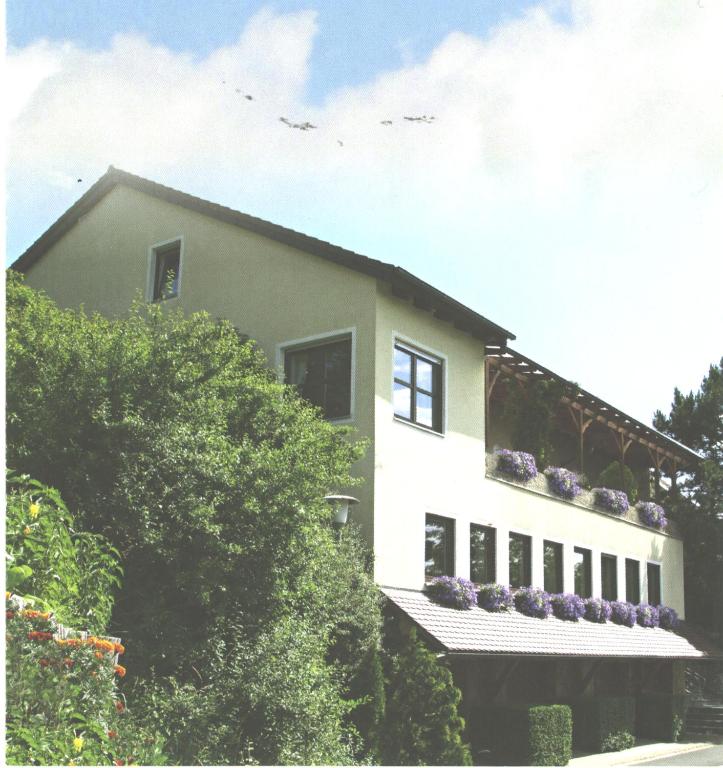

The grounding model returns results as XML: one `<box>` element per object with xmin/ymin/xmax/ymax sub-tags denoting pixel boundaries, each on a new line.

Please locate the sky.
<box><xmin>5</xmin><ymin>0</ymin><xmax>723</xmax><ymax>428</ymax></box>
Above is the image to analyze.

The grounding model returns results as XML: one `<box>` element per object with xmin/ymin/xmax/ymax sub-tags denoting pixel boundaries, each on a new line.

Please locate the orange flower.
<box><xmin>114</xmin><ymin>664</ymin><xmax>127</xmax><ymax>678</ymax></box>
<box><xmin>114</xmin><ymin>760</ymin><xmax>125</xmax><ymax>766</ymax></box>
<box><xmin>107</xmin><ymin>730</ymin><xmax>118</xmax><ymax>739</ymax></box>
<box><xmin>114</xmin><ymin>642</ymin><xmax>125</xmax><ymax>655</ymax></box>
<box><xmin>23</xmin><ymin>610</ymin><xmax>51</xmax><ymax>620</ymax></box>
<box><xmin>95</xmin><ymin>651</ymin><xmax>104</xmax><ymax>659</ymax></box>
<box><xmin>115</xmin><ymin>700</ymin><xmax>125</xmax><ymax>713</ymax></box>
<box><xmin>23</xmin><ymin>526</ymin><xmax>32</xmax><ymax>535</ymax></box>
<box><xmin>27</xmin><ymin>631</ymin><xmax>54</xmax><ymax>641</ymax></box>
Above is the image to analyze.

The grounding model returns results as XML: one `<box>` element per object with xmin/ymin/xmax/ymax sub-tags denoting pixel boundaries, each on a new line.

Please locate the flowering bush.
<box><xmin>637</xmin><ymin>502</ymin><xmax>667</xmax><ymax>530</ymax></box>
<box><xmin>477</xmin><ymin>583</ymin><xmax>513</xmax><ymax>612</ymax></box>
<box><xmin>610</xmin><ymin>601</ymin><xmax>637</xmax><ymax>627</ymax></box>
<box><xmin>593</xmin><ymin>488</ymin><xmax>630</xmax><ymax>515</ymax></box>
<box><xmin>495</xmin><ymin>449</ymin><xmax>538</xmax><ymax>482</ymax></box>
<box><xmin>551</xmin><ymin>593</ymin><xmax>586</xmax><ymax>621</ymax></box>
<box><xmin>636</xmin><ymin>603</ymin><xmax>660</xmax><ymax>628</ymax></box>
<box><xmin>513</xmin><ymin>587</ymin><xmax>552</xmax><ymax>619</ymax></box>
<box><xmin>658</xmin><ymin>606</ymin><xmax>679</xmax><ymax>631</ymax></box>
<box><xmin>425</xmin><ymin>576</ymin><xmax>477</xmax><ymax>610</ymax></box>
<box><xmin>544</xmin><ymin>467</ymin><xmax>582</xmax><ymax>500</ymax></box>
<box><xmin>584</xmin><ymin>598</ymin><xmax>612</xmax><ymax>623</ymax></box>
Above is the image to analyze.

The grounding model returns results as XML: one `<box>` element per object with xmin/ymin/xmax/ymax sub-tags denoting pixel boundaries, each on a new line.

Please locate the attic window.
<box><xmin>151</xmin><ymin>240</ymin><xmax>181</xmax><ymax>301</ymax></box>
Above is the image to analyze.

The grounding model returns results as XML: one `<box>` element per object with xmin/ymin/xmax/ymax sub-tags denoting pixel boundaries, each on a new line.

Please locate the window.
<box><xmin>393</xmin><ymin>344</ymin><xmax>443</xmax><ymax>432</ymax></box>
<box><xmin>544</xmin><ymin>540</ymin><xmax>563</xmax><ymax>594</ymax></box>
<box><xmin>151</xmin><ymin>240</ymin><xmax>181</xmax><ymax>301</ymax></box>
<box><xmin>601</xmin><ymin>554</ymin><xmax>618</xmax><ymax>601</ymax></box>
<box><xmin>425</xmin><ymin>514</ymin><xmax>455</xmax><ymax>579</ymax></box>
<box><xmin>509</xmin><ymin>533</ymin><xmax>532</xmax><ymax>588</ymax></box>
<box><xmin>647</xmin><ymin>562</ymin><xmax>662</xmax><ymax>606</ymax></box>
<box><xmin>626</xmin><ymin>559</ymin><xmax>640</xmax><ymax>604</ymax></box>
<box><xmin>285</xmin><ymin>338</ymin><xmax>352</xmax><ymax>420</ymax></box>
<box><xmin>574</xmin><ymin>547</ymin><xmax>592</xmax><ymax>598</ymax></box>
<box><xmin>470</xmin><ymin>524</ymin><xmax>496</xmax><ymax>584</ymax></box>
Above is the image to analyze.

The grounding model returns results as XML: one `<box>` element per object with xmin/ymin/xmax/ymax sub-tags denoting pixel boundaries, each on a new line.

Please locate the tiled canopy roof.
<box><xmin>382</xmin><ymin>588</ymin><xmax>720</xmax><ymax>659</ymax></box>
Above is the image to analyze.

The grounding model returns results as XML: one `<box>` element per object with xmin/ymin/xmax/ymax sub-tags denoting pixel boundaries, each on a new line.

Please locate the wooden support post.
<box><xmin>568</xmin><ymin>405</ymin><xmax>594</xmax><ymax>475</ymax></box>
<box><xmin>578</xmin><ymin>661</ymin><xmax>601</xmax><ymax>697</ymax></box>
<box><xmin>489</xmin><ymin>659</ymin><xmax>520</xmax><ymax>700</ymax></box>
<box><xmin>647</xmin><ymin>447</ymin><xmax>666</xmax><ymax>502</ymax></box>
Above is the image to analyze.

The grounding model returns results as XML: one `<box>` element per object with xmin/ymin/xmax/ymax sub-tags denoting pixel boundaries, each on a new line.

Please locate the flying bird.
<box><xmin>337</xmin><ymin>140</ymin><xmax>344</xmax><ymax>147</ymax></box>
<box><xmin>380</xmin><ymin>120</ymin><xmax>393</xmax><ymax>125</ymax></box>
<box><xmin>403</xmin><ymin>115</ymin><xmax>435</xmax><ymax>124</ymax></box>
<box><xmin>279</xmin><ymin>117</ymin><xmax>317</xmax><ymax>131</ymax></box>
<box><xmin>77</xmin><ymin>178</ymin><xmax>83</xmax><ymax>183</ymax></box>
<box><xmin>244</xmin><ymin>94</ymin><xmax>254</xmax><ymax>101</ymax></box>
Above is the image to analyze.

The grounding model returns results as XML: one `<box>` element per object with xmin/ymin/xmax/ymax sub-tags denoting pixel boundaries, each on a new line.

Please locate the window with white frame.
<box><xmin>393</xmin><ymin>343</ymin><xmax>443</xmax><ymax>432</ymax></box>
<box><xmin>150</xmin><ymin>240</ymin><xmax>181</xmax><ymax>301</ymax></box>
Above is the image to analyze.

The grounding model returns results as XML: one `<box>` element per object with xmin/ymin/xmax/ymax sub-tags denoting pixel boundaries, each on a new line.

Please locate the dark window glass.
<box><xmin>285</xmin><ymin>339</ymin><xmax>352</xmax><ymax>420</ymax></box>
<box><xmin>647</xmin><ymin>562</ymin><xmax>662</xmax><ymax>606</ymax></box>
<box><xmin>470</xmin><ymin>524</ymin><xmax>496</xmax><ymax>584</ymax></box>
<box><xmin>544</xmin><ymin>540</ymin><xmax>563</xmax><ymax>594</ymax></box>
<box><xmin>509</xmin><ymin>533</ymin><xmax>532</xmax><ymax>588</ymax></box>
<box><xmin>626</xmin><ymin>559</ymin><xmax>640</xmax><ymax>604</ymax></box>
<box><xmin>601</xmin><ymin>554</ymin><xmax>618</xmax><ymax>601</ymax></box>
<box><xmin>152</xmin><ymin>242</ymin><xmax>181</xmax><ymax>300</ymax></box>
<box><xmin>574</xmin><ymin>547</ymin><xmax>592</xmax><ymax>598</ymax></box>
<box><xmin>425</xmin><ymin>515</ymin><xmax>454</xmax><ymax>579</ymax></box>
<box><xmin>393</xmin><ymin>344</ymin><xmax>442</xmax><ymax>432</ymax></box>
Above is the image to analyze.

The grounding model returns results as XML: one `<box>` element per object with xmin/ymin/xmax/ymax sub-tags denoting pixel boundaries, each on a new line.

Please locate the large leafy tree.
<box><xmin>653</xmin><ymin>358</ymin><xmax>723</xmax><ymax>636</ymax></box>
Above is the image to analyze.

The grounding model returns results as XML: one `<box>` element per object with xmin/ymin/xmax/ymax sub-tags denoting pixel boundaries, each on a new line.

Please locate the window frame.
<box><xmin>425</xmin><ymin>514</ymin><xmax>455</xmax><ymax>581</ymax></box>
<box><xmin>601</xmin><ymin>553</ymin><xmax>618</xmax><ymax>601</ymax></box>
<box><xmin>625</xmin><ymin>558</ymin><xmax>641</xmax><ymax>604</ymax></box>
<box><xmin>543</xmin><ymin>539</ymin><xmax>564</xmax><ymax>594</ymax></box>
<box><xmin>470</xmin><ymin>524</ymin><xmax>497</xmax><ymax>584</ymax></box>
<box><xmin>573</xmin><ymin>546</ymin><xmax>592</xmax><ymax>598</ymax></box>
<box><xmin>147</xmin><ymin>236</ymin><xmax>184</xmax><ymax>302</ymax></box>
<box><xmin>647</xmin><ymin>561</ymin><xmax>662</xmax><ymax>606</ymax></box>
<box><xmin>392</xmin><ymin>337</ymin><xmax>445</xmax><ymax>434</ymax></box>
<box><xmin>508</xmin><ymin>531</ymin><xmax>532</xmax><ymax>588</ymax></box>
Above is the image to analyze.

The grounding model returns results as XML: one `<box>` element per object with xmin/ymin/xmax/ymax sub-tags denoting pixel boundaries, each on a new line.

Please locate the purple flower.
<box><xmin>636</xmin><ymin>603</ymin><xmax>660</xmax><ymax>628</ymax></box>
<box><xmin>495</xmin><ymin>449</ymin><xmax>538</xmax><ymax>482</ymax></box>
<box><xmin>584</xmin><ymin>597</ymin><xmax>612</xmax><ymax>623</ymax></box>
<box><xmin>551</xmin><ymin>592</ymin><xmax>586</xmax><ymax>621</ymax></box>
<box><xmin>637</xmin><ymin>501</ymin><xmax>667</xmax><ymax>530</ymax></box>
<box><xmin>658</xmin><ymin>606</ymin><xmax>679</xmax><ymax>630</ymax></box>
<box><xmin>593</xmin><ymin>487</ymin><xmax>630</xmax><ymax>515</ymax></box>
<box><xmin>477</xmin><ymin>583</ymin><xmax>513</xmax><ymax>612</ymax></box>
<box><xmin>425</xmin><ymin>576</ymin><xmax>477</xmax><ymax>610</ymax></box>
<box><xmin>544</xmin><ymin>467</ymin><xmax>582</xmax><ymax>500</ymax></box>
<box><xmin>610</xmin><ymin>601</ymin><xmax>637</xmax><ymax>627</ymax></box>
<box><xmin>514</xmin><ymin>587</ymin><xmax>552</xmax><ymax>619</ymax></box>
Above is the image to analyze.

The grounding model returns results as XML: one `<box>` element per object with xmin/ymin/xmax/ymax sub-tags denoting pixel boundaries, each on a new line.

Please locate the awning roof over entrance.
<box><xmin>382</xmin><ymin>588</ymin><xmax>721</xmax><ymax>660</ymax></box>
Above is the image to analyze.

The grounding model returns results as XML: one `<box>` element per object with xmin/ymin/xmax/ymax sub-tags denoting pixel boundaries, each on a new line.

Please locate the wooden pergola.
<box><xmin>484</xmin><ymin>346</ymin><xmax>700</xmax><ymax>494</ymax></box>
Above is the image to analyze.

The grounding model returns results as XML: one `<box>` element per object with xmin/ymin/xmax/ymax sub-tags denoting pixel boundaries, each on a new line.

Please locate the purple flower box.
<box><xmin>544</xmin><ymin>467</ymin><xmax>582</xmax><ymax>500</ymax></box>
<box><xmin>593</xmin><ymin>487</ymin><xmax>630</xmax><ymax>515</ymax></box>
<box><xmin>637</xmin><ymin>501</ymin><xmax>667</xmax><ymax>530</ymax></box>
<box><xmin>551</xmin><ymin>593</ymin><xmax>586</xmax><ymax>621</ymax></box>
<box><xmin>425</xmin><ymin>576</ymin><xmax>477</xmax><ymax>610</ymax></box>
<box><xmin>495</xmin><ymin>449</ymin><xmax>538</xmax><ymax>482</ymax></box>
<box><xmin>513</xmin><ymin>587</ymin><xmax>552</xmax><ymax>619</ymax></box>
<box><xmin>610</xmin><ymin>601</ymin><xmax>637</xmax><ymax>627</ymax></box>
<box><xmin>584</xmin><ymin>597</ymin><xmax>612</xmax><ymax>623</ymax></box>
<box><xmin>636</xmin><ymin>603</ymin><xmax>660</xmax><ymax>628</ymax></box>
<box><xmin>477</xmin><ymin>583</ymin><xmax>513</xmax><ymax>612</ymax></box>
<box><xmin>658</xmin><ymin>606</ymin><xmax>679</xmax><ymax>630</ymax></box>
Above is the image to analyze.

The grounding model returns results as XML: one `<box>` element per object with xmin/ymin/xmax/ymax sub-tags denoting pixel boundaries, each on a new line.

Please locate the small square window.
<box><xmin>601</xmin><ymin>554</ymin><xmax>618</xmax><ymax>601</ymax></box>
<box><xmin>425</xmin><ymin>514</ymin><xmax>455</xmax><ymax>579</ymax></box>
<box><xmin>393</xmin><ymin>343</ymin><xmax>443</xmax><ymax>432</ymax></box>
<box><xmin>470</xmin><ymin>524</ymin><xmax>496</xmax><ymax>584</ymax></box>
<box><xmin>509</xmin><ymin>532</ymin><xmax>532</xmax><ymax>588</ymax></box>
<box><xmin>151</xmin><ymin>241</ymin><xmax>181</xmax><ymax>301</ymax></box>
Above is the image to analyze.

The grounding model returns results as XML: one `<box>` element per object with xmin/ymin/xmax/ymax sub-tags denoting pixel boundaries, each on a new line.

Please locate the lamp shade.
<box><xmin>324</xmin><ymin>494</ymin><xmax>359</xmax><ymax>526</ymax></box>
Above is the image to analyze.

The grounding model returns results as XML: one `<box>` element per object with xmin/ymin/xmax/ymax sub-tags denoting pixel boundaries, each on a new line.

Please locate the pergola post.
<box><xmin>568</xmin><ymin>406</ymin><xmax>593</xmax><ymax>476</ymax></box>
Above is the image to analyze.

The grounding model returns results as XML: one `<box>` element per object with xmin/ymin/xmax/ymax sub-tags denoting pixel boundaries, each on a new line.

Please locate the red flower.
<box><xmin>63</xmin><ymin>657</ymin><xmax>74</xmax><ymax>668</ymax></box>
<box><xmin>6</xmin><ymin>611</ymin><xmax>14</xmax><ymax>620</ymax></box>
<box><xmin>27</xmin><ymin>631</ymin><xmax>54</xmax><ymax>641</ymax></box>
<box><xmin>115</xmin><ymin>700</ymin><xmax>126</xmax><ymax>713</ymax></box>
<box><xmin>39</xmin><ymin>658</ymin><xmax>50</xmax><ymax>667</ymax></box>
<box><xmin>108</xmin><ymin>730</ymin><xmax>118</xmax><ymax>739</ymax></box>
<box><xmin>114</xmin><ymin>760</ymin><xmax>125</xmax><ymax>766</ymax></box>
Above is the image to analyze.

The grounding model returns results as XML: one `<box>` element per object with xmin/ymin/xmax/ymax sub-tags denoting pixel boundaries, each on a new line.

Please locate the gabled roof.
<box><xmin>382</xmin><ymin>588</ymin><xmax>722</xmax><ymax>659</ymax></box>
<box><xmin>11</xmin><ymin>166</ymin><xmax>515</xmax><ymax>347</ymax></box>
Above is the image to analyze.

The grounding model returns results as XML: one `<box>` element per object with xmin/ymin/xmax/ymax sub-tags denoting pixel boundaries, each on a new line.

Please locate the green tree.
<box><xmin>597</xmin><ymin>460</ymin><xmax>639</xmax><ymax>504</ymax></box>
<box><xmin>505</xmin><ymin>379</ymin><xmax>565</xmax><ymax>467</ymax></box>
<box><xmin>653</xmin><ymin>358</ymin><xmax>723</xmax><ymax>635</ymax></box>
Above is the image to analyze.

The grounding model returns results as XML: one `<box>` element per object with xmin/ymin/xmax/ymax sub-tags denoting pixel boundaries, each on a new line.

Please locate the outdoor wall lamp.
<box><xmin>324</xmin><ymin>494</ymin><xmax>359</xmax><ymax>528</ymax></box>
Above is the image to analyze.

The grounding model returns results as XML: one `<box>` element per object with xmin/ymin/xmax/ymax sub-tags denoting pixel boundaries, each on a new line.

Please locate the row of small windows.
<box><xmin>425</xmin><ymin>514</ymin><xmax>662</xmax><ymax>604</ymax></box>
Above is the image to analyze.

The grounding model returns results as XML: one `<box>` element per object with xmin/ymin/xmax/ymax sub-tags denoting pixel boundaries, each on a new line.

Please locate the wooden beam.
<box><xmin>489</xmin><ymin>659</ymin><xmax>520</xmax><ymax>699</ymax></box>
<box><xmin>578</xmin><ymin>661</ymin><xmax>601</xmax><ymax>696</ymax></box>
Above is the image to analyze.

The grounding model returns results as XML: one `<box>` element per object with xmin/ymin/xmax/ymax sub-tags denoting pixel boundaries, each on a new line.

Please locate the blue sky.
<box><xmin>6</xmin><ymin>1</ymin><xmax>722</xmax><ymax>427</ymax></box>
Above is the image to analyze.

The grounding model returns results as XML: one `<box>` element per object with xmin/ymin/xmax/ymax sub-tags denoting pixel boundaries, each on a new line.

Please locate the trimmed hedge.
<box><xmin>484</xmin><ymin>705</ymin><xmax>572</xmax><ymax>765</ymax></box>
<box><xmin>572</xmin><ymin>697</ymin><xmax>636</xmax><ymax>752</ymax></box>
<box><xmin>636</xmin><ymin>695</ymin><xmax>686</xmax><ymax>742</ymax></box>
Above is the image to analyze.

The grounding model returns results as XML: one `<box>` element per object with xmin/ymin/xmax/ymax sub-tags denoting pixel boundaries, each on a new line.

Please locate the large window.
<box><xmin>544</xmin><ymin>540</ymin><xmax>563</xmax><ymax>594</ymax></box>
<box><xmin>393</xmin><ymin>344</ymin><xmax>443</xmax><ymax>432</ymax></box>
<box><xmin>151</xmin><ymin>240</ymin><xmax>181</xmax><ymax>301</ymax></box>
<box><xmin>425</xmin><ymin>514</ymin><xmax>455</xmax><ymax>580</ymax></box>
<box><xmin>285</xmin><ymin>338</ymin><xmax>352</xmax><ymax>420</ymax></box>
<box><xmin>470</xmin><ymin>524</ymin><xmax>496</xmax><ymax>584</ymax></box>
<box><xmin>626</xmin><ymin>559</ymin><xmax>640</xmax><ymax>604</ymax></box>
<box><xmin>509</xmin><ymin>533</ymin><xmax>532</xmax><ymax>588</ymax></box>
<box><xmin>574</xmin><ymin>547</ymin><xmax>592</xmax><ymax>598</ymax></box>
<box><xmin>601</xmin><ymin>554</ymin><xmax>618</xmax><ymax>601</ymax></box>
<box><xmin>647</xmin><ymin>562</ymin><xmax>662</xmax><ymax>606</ymax></box>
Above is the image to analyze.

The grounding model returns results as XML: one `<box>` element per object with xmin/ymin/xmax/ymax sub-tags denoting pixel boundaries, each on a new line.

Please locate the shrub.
<box><xmin>597</xmin><ymin>461</ymin><xmax>639</xmax><ymax>504</ymax></box>
<box><xmin>477</xmin><ymin>583</ymin><xmax>513</xmax><ymax>612</ymax></box>
<box><xmin>636</xmin><ymin>603</ymin><xmax>660</xmax><ymax>628</ymax></box>
<box><xmin>485</xmin><ymin>705</ymin><xmax>572</xmax><ymax>766</ymax></box>
<box><xmin>545</xmin><ymin>467</ymin><xmax>582</xmax><ymax>500</ymax></box>
<box><xmin>425</xmin><ymin>576</ymin><xmax>477</xmax><ymax>610</ymax></box>
<box><xmin>514</xmin><ymin>587</ymin><xmax>552</xmax><ymax>619</ymax></box>
<box><xmin>658</xmin><ymin>606</ymin><xmax>680</xmax><ymax>630</ymax></box>
<box><xmin>551</xmin><ymin>593</ymin><xmax>585</xmax><ymax>621</ymax></box>
<box><xmin>504</xmin><ymin>378</ymin><xmax>565</xmax><ymax>467</ymax></box>
<box><xmin>601</xmin><ymin>731</ymin><xmax>636</xmax><ymax>752</ymax></box>
<box><xmin>584</xmin><ymin>598</ymin><xmax>612</xmax><ymax>623</ymax></box>
<box><xmin>593</xmin><ymin>488</ymin><xmax>630</xmax><ymax>515</ymax></box>
<box><xmin>495</xmin><ymin>449</ymin><xmax>538</xmax><ymax>482</ymax></box>
<box><xmin>610</xmin><ymin>601</ymin><xmax>638</xmax><ymax>627</ymax></box>
<box><xmin>636</xmin><ymin>695</ymin><xmax>686</xmax><ymax>742</ymax></box>
<box><xmin>637</xmin><ymin>501</ymin><xmax>667</xmax><ymax>530</ymax></box>
<box><xmin>572</xmin><ymin>697</ymin><xmax>636</xmax><ymax>753</ymax></box>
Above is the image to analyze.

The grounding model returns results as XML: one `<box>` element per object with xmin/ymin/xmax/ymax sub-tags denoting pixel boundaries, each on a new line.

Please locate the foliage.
<box><xmin>658</xmin><ymin>606</ymin><xmax>679</xmax><ymax>630</ymax></box>
<box><xmin>597</xmin><ymin>461</ymin><xmax>639</xmax><ymax>504</ymax></box>
<box><xmin>572</xmin><ymin>697</ymin><xmax>636</xmax><ymax>753</ymax></box>
<box><xmin>545</xmin><ymin>467</ymin><xmax>582</xmax><ymax>500</ymax></box>
<box><xmin>637</xmin><ymin>501</ymin><xmax>667</xmax><ymax>530</ymax></box>
<box><xmin>504</xmin><ymin>378</ymin><xmax>565</xmax><ymax>466</ymax></box>
<box><xmin>495</xmin><ymin>449</ymin><xmax>538</xmax><ymax>481</ymax></box>
<box><xmin>636</xmin><ymin>695</ymin><xmax>686</xmax><ymax>742</ymax></box>
<box><xmin>477</xmin><ymin>583</ymin><xmax>513</xmax><ymax>612</ymax></box>
<box><xmin>593</xmin><ymin>487</ymin><xmax>630</xmax><ymax>515</ymax></box>
<box><xmin>528</xmin><ymin>705</ymin><xmax>573</xmax><ymax>766</ymax></box>
<box><xmin>600</xmin><ymin>731</ymin><xmax>635</xmax><ymax>752</ymax></box>
<box><xmin>550</xmin><ymin>593</ymin><xmax>585</xmax><ymax>621</ymax></box>
<box><xmin>636</xmin><ymin>603</ymin><xmax>660</xmax><ymax>628</ymax></box>
<box><xmin>610</xmin><ymin>601</ymin><xmax>638</xmax><ymax>627</ymax></box>
<box><xmin>6</xmin><ymin>472</ymin><xmax>122</xmax><ymax>633</ymax></box>
<box><xmin>513</xmin><ymin>587</ymin><xmax>552</xmax><ymax>619</ymax></box>
<box><xmin>425</xmin><ymin>576</ymin><xmax>477</xmax><ymax>610</ymax></box>
<box><xmin>584</xmin><ymin>598</ymin><xmax>612</xmax><ymax>623</ymax></box>
<box><xmin>381</xmin><ymin>627</ymin><xmax>472</xmax><ymax>766</ymax></box>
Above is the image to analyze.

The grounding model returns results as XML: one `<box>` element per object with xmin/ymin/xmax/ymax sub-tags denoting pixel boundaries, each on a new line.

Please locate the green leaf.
<box><xmin>7</xmin><ymin>564</ymin><xmax>33</xmax><ymax>589</ymax></box>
